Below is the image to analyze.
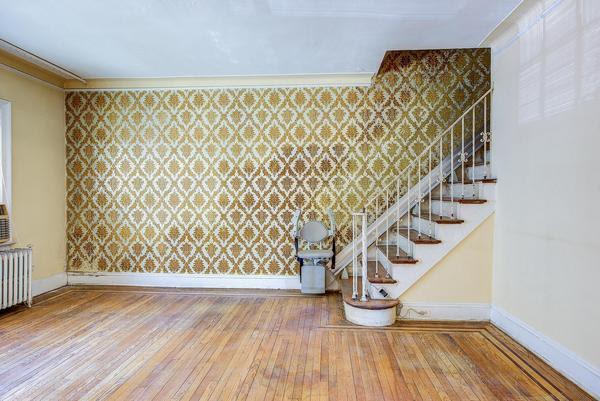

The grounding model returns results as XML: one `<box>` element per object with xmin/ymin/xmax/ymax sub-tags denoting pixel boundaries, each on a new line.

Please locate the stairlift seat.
<box><xmin>297</xmin><ymin>249</ymin><xmax>334</xmax><ymax>259</ymax></box>
<box><xmin>291</xmin><ymin>209</ymin><xmax>336</xmax><ymax>294</ymax></box>
<box><xmin>296</xmin><ymin>220</ymin><xmax>333</xmax><ymax>263</ymax></box>
<box><xmin>298</xmin><ymin>221</ymin><xmax>328</xmax><ymax>243</ymax></box>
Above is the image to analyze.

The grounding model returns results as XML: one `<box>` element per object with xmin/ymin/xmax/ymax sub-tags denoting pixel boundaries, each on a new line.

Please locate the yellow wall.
<box><xmin>0</xmin><ymin>68</ymin><xmax>66</xmax><ymax>280</ymax></box>
<box><xmin>484</xmin><ymin>0</ymin><xmax>600</xmax><ymax>370</ymax></box>
<box><xmin>401</xmin><ymin>215</ymin><xmax>494</xmax><ymax>303</ymax></box>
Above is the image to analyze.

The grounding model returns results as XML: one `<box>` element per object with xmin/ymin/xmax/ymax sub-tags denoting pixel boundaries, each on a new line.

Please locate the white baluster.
<box><xmin>396</xmin><ymin>177</ymin><xmax>400</xmax><ymax>258</ymax></box>
<box><xmin>472</xmin><ymin>107</ymin><xmax>476</xmax><ymax>198</ymax></box>
<box><xmin>375</xmin><ymin>196</ymin><xmax>379</xmax><ymax>277</ymax></box>
<box><xmin>352</xmin><ymin>214</ymin><xmax>358</xmax><ymax>300</ymax></box>
<box><xmin>461</xmin><ymin>117</ymin><xmax>465</xmax><ymax>199</ymax></box>
<box><xmin>428</xmin><ymin>148</ymin><xmax>432</xmax><ymax>236</ymax></box>
<box><xmin>450</xmin><ymin>129</ymin><xmax>454</xmax><ymax>217</ymax></box>
<box><xmin>385</xmin><ymin>189</ymin><xmax>389</xmax><ymax>259</ymax></box>
<box><xmin>407</xmin><ymin>168</ymin><xmax>412</xmax><ymax>257</ymax></box>
<box><xmin>483</xmin><ymin>96</ymin><xmax>488</xmax><ymax>179</ymax></box>
<box><xmin>417</xmin><ymin>158</ymin><xmax>421</xmax><ymax>239</ymax></box>
<box><xmin>361</xmin><ymin>212</ymin><xmax>368</xmax><ymax>302</ymax></box>
<box><xmin>439</xmin><ymin>137</ymin><xmax>443</xmax><ymax>219</ymax></box>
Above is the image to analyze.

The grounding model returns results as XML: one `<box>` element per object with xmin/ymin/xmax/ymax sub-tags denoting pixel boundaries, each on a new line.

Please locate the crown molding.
<box><xmin>63</xmin><ymin>73</ymin><xmax>374</xmax><ymax>91</ymax></box>
<box><xmin>0</xmin><ymin>48</ymin><xmax>66</xmax><ymax>88</ymax></box>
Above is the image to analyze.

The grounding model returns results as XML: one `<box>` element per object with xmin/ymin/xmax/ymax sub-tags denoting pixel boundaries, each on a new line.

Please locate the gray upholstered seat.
<box><xmin>297</xmin><ymin>249</ymin><xmax>334</xmax><ymax>259</ymax></box>
<box><xmin>291</xmin><ymin>209</ymin><xmax>336</xmax><ymax>269</ymax></box>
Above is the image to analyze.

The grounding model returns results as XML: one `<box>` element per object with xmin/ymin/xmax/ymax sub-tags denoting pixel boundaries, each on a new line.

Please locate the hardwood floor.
<box><xmin>0</xmin><ymin>286</ymin><xmax>594</xmax><ymax>401</ymax></box>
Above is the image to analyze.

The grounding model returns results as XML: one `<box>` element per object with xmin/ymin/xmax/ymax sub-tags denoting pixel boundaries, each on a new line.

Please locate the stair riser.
<box><xmin>368</xmin><ymin>283</ymin><xmax>397</xmax><ymax>299</ymax></box>
<box><xmin>466</xmin><ymin>165</ymin><xmax>491</xmax><ymax>180</ymax></box>
<box><xmin>410</xmin><ymin>217</ymin><xmax>436</xmax><ymax>238</ymax></box>
<box><xmin>428</xmin><ymin>200</ymin><xmax>459</xmax><ymax>218</ymax></box>
<box><xmin>466</xmin><ymin>148</ymin><xmax>491</xmax><ymax>164</ymax></box>
<box><xmin>431</xmin><ymin>183</ymin><xmax>481</xmax><ymax>199</ymax></box>
<box><xmin>378</xmin><ymin>236</ymin><xmax>411</xmax><ymax>255</ymax></box>
<box><xmin>343</xmin><ymin>303</ymin><xmax>397</xmax><ymax>326</ymax></box>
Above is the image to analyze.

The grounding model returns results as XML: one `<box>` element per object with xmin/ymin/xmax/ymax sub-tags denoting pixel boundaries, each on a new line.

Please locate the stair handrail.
<box><xmin>359</xmin><ymin>87</ymin><xmax>493</xmax><ymax>215</ymax></box>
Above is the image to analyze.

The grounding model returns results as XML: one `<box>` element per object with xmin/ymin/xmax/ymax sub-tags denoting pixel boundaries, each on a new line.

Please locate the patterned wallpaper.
<box><xmin>66</xmin><ymin>49</ymin><xmax>490</xmax><ymax>275</ymax></box>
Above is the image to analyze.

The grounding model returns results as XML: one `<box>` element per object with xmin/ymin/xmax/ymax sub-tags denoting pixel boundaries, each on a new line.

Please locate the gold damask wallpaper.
<box><xmin>65</xmin><ymin>49</ymin><xmax>490</xmax><ymax>275</ymax></box>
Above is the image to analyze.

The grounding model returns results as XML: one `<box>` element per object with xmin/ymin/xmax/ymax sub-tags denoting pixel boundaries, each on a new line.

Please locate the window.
<box><xmin>0</xmin><ymin>99</ymin><xmax>11</xmax><ymax>215</ymax></box>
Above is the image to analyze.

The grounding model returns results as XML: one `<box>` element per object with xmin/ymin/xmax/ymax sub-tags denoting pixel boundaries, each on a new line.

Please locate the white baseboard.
<box><xmin>398</xmin><ymin>302</ymin><xmax>490</xmax><ymax>321</ymax></box>
<box><xmin>32</xmin><ymin>272</ymin><xmax>67</xmax><ymax>296</ymax></box>
<box><xmin>491</xmin><ymin>306</ymin><xmax>600</xmax><ymax>400</ymax></box>
<box><xmin>67</xmin><ymin>271</ymin><xmax>301</xmax><ymax>290</ymax></box>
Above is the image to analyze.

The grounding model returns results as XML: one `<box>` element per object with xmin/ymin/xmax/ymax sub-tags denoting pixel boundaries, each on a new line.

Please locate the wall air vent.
<box><xmin>0</xmin><ymin>204</ymin><xmax>10</xmax><ymax>243</ymax></box>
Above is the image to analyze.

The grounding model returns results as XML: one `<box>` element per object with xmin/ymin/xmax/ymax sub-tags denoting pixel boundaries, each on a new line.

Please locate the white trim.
<box><xmin>491</xmin><ymin>306</ymin><xmax>600</xmax><ymax>400</ymax></box>
<box><xmin>0</xmin><ymin>99</ymin><xmax>12</xmax><ymax>241</ymax></box>
<box><xmin>32</xmin><ymin>272</ymin><xmax>68</xmax><ymax>297</ymax></box>
<box><xmin>398</xmin><ymin>302</ymin><xmax>491</xmax><ymax>321</ymax></box>
<box><xmin>0</xmin><ymin>39</ymin><xmax>84</xmax><ymax>82</ymax></box>
<box><xmin>63</xmin><ymin>73</ymin><xmax>374</xmax><ymax>91</ymax></box>
<box><xmin>477</xmin><ymin>0</ymin><xmax>525</xmax><ymax>47</ymax></box>
<box><xmin>67</xmin><ymin>271</ymin><xmax>301</xmax><ymax>290</ymax></box>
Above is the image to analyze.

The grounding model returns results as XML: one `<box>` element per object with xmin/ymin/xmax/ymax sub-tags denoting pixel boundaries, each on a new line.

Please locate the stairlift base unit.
<box><xmin>301</xmin><ymin>264</ymin><xmax>325</xmax><ymax>294</ymax></box>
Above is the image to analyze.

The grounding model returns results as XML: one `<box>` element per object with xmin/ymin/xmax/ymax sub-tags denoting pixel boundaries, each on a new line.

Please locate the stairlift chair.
<box><xmin>291</xmin><ymin>209</ymin><xmax>336</xmax><ymax>294</ymax></box>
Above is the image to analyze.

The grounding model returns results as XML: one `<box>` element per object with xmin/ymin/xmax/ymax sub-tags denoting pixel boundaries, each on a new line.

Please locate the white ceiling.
<box><xmin>0</xmin><ymin>0</ymin><xmax>520</xmax><ymax>79</ymax></box>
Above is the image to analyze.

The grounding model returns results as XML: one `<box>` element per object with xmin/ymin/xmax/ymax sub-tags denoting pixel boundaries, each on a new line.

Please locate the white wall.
<box><xmin>484</xmin><ymin>0</ymin><xmax>600</xmax><ymax>395</ymax></box>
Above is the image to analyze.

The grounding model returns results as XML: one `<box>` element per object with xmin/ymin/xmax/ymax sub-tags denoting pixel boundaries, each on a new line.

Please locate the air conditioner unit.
<box><xmin>0</xmin><ymin>204</ymin><xmax>10</xmax><ymax>243</ymax></box>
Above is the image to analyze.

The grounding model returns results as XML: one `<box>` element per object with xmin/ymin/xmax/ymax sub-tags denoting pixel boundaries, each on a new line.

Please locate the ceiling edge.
<box><xmin>63</xmin><ymin>73</ymin><xmax>374</xmax><ymax>91</ymax></box>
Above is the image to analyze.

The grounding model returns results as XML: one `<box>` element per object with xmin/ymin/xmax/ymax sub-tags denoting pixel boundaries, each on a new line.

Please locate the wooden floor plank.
<box><xmin>0</xmin><ymin>286</ymin><xmax>594</xmax><ymax>401</ymax></box>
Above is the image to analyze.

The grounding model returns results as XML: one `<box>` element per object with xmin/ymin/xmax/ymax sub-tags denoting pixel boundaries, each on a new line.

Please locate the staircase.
<box><xmin>337</xmin><ymin>89</ymin><xmax>495</xmax><ymax>326</ymax></box>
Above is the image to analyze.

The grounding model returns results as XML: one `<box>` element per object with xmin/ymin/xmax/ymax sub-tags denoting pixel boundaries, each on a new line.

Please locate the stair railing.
<box><xmin>345</xmin><ymin>88</ymin><xmax>492</xmax><ymax>283</ymax></box>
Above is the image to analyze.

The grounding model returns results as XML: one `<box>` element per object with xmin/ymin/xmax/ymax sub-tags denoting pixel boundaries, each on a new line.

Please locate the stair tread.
<box><xmin>377</xmin><ymin>246</ymin><xmax>418</xmax><ymax>264</ymax></box>
<box><xmin>438</xmin><ymin>197</ymin><xmax>487</xmax><ymax>204</ymax></box>
<box><xmin>367</xmin><ymin>261</ymin><xmax>397</xmax><ymax>284</ymax></box>
<box><xmin>413</xmin><ymin>212</ymin><xmax>464</xmax><ymax>224</ymax></box>
<box><xmin>397</xmin><ymin>227</ymin><xmax>441</xmax><ymax>244</ymax></box>
<box><xmin>341</xmin><ymin>278</ymin><xmax>399</xmax><ymax>310</ymax></box>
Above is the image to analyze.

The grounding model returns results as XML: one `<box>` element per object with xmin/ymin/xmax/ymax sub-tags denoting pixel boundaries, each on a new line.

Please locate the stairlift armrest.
<box><xmin>327</xmin><ymin>208</ymin><xmax>336</xmax><ymax>236</ymax></box>
<box><xmin>291</xmin><ymin>209</ymin><xmax>301</xmax><ymax>238</ymax></box>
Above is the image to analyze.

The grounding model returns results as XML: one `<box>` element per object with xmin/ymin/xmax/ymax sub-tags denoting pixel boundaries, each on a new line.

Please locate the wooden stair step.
<box><xmin>438</xmin><ymin>197</ymin><xmax>487</xmax><ymax>204</ymax></box>
<box><xmin>397</xmin><ymin>227</ymin><xmax>441</xmax><ymax>244</ymax></box>
<box><xmin>341</xmin><ymin>278</ymin><xmax>399</xmax><ymax>310</ymax></box>
<box><xmin>367</xmin><ymin>261</ymin><xmax>397</xmax><ymax>284</ymax></box>
<box><xmin>413</xmin><ymin>212</ymin><xmax>464</xmax><ymax>224</ymax></box>
<box><xmin>377</xmin><ymin>245</ymin><xmax>418</xmax><ymax>264</ymax></box>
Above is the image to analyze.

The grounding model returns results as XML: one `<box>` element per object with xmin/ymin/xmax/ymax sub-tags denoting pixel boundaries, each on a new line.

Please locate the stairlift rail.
<box><xmin>360</xmin><ymin>88</ymin><xmax>492</xmax><ymax>213</ymax></box>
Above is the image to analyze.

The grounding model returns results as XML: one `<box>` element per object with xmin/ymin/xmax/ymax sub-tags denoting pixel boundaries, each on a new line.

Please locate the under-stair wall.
<box><xmin>398</xmin><ymin>215</ymin><xmax>493</xmax><ymax>320</ymax></box>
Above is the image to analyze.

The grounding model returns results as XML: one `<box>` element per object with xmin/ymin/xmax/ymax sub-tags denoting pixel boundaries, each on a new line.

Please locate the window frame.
<box><xmin>0</xmin><ymin>98</ymin><xmax>12</xmax><ymax>242</ymax></box>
